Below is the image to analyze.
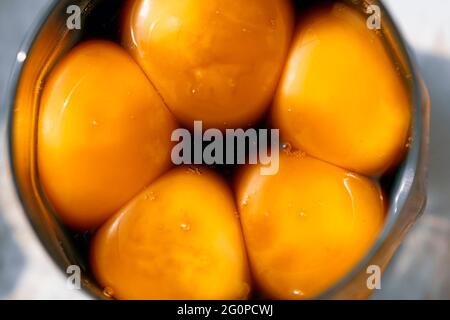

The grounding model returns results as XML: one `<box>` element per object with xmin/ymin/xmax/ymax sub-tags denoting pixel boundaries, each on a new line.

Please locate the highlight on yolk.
<box><xmin>235</xmin><ymin>151</ymin><xmax>386</xmax><ymax>299</ymax></box>
<box><xmin>38</xmin><ymin>40</ymin><xmax>178</xmax><ymax>231</ymax></box>
<box><xmin>272</xmin><ymin>3</ymin><xmax>411</xmax><ymax>176</ymax></box>
<box><xmin>122</xmin><ymin>0</ymin><xmax>294</xmax><ymax>129</ymax></box>
<box><xmin>91</xmin><ymin>166</ymin><xmax>250</xmax><ymax>300</ymax></box>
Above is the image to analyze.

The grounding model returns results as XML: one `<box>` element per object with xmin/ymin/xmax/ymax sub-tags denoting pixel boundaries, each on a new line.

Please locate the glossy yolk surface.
<box><xmin>122</xmin><ymin>0</ymin><xmax>294</xmax><ymax>129</ymax></box>
<box><xmin>91</xmin><ymin>166</ymin><xmax>250</xmax><ymax>300</ymax></box>
<box><xmin>235</xmin><ymin>152</ymin><xmax>385</xmax><ymax>299</ymax></box>
<box><xmin>272</xmin><ymin>4</ymin><xmax>411</xmax><ymax>176</ymax></box>
<box><xmin>38</xmin><ymin>40</ymin><xmax>178</xmax><ymax>231</ymax></box>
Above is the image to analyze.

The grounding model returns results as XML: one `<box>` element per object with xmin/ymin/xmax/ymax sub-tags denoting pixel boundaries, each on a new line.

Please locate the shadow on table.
<box><xmin>0</xmin><ymin>213</ymin><xmax>25</xmax><ymax>298</ymax></box>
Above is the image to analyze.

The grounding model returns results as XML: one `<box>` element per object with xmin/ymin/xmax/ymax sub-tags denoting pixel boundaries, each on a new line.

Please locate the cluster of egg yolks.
<box><xmin>38</xmin><ymin>40</ymin><xmax>177</xmax><ymax>230</ymax></box>
<box><xmin>235</xmin><ymin>152</ymin><xmax>385</xmax><ymax>299</ymax></box>
<box><xmin>91</xmin><ymin>167</ymin><xmax>250</xmax><ymax>300</ymax></box>
<box><xmin>37</xmin><ymin>1</ymin><xmax>409</xmax><ymax>300</ymax></box>
<box><xmin>122</xmin><ymin>0</ymin><xmax>294</xmax><ymax>129</ymax></box>
<box><xmin>272</xmin><ymin>4</ymin><xmax>411</xmax><ymax>176</ymax></box>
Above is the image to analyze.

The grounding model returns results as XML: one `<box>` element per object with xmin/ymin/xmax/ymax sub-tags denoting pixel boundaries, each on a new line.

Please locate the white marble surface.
<box><xmin>0</xmin><ymin>0</ymin><xmax>449</xmax><ymax>299</ymax></box>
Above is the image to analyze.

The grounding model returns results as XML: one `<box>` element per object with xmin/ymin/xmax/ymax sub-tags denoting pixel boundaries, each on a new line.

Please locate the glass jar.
<box><xmin>0</xmin><ymin>0</ymin><xmax>430</xmax><ymax>299</ymax></box>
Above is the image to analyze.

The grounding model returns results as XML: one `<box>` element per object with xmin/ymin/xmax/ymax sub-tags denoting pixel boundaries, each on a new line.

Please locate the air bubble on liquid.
<box><xmin>281</xmin><ymin>142</ymin><xmax>292</xmax><ymax>153</ymax></box>
<box><xmin>103</xmin><ymin>287</ymin><xmax>114</xmax><ymax>298</ymax></box>
<box><xmin>264</xmin><ymin>212</ymin><xmax>270</xmax><ymax>217</ymax></box>
<box><xmin>292</xmin><ymin>289</ymin><xmax>304</xmax><ymax>296</ymax></box>
<box><xmin>242</xmin><ymin>194</ymin><xmax>249</xmax><ymax>206</ymax></box>
<box><xmin>91</xmin><ymin>120</ymin><xmax>98</xmax><ymax>126</ymax></box>
<box><xmin>405</xmin><ymin>136</ymin><xmax>413</xmax><ymax>148</ymax></box>
<box><xmin>180</xmin><ymin>223</ymin><xmax>191</xmax><ymax>231</ymax></box>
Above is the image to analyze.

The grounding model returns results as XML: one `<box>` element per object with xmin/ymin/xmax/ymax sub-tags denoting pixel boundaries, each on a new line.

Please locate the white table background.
<box><xmin>0</xmin><ymin>0</ymin><xmax>449</xmax><ymax>299</ymax></box>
